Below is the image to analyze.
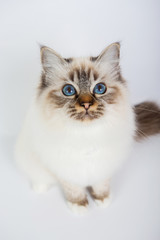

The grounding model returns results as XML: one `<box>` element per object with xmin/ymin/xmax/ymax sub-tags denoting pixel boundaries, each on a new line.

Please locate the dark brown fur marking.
<box><xmin>118</xmin><ymin>74</ymin><xmax>126</xmax><ymax>84</ymax></box>
<box><xmin>75</xmin><ymin>68</ymin><xmax>81</xmax><ymax>80</ymax></box>
<box><xmin>69</xmin><ymin>198</ymin><xmax>88</xmax><ymax>206</ymax></box>
<box><xmin>88</xmin><ymin>187</ymin><xmax>109</xmax><ymax>201</ymax></box>
<box><xmin>93</xmin><ymin>71</ymin><xmax>99</xmax><ymax>81</ymax></box>
<box><xmin>38</xmin><ymin>73</ymin><xmax>48</xmax><ymax>95</ymax></box>
<box><xmin>69</xmin><ymin>71</ymin><xmax>74</xmax><ymax>81</ymax></box>
<box><xmin>101</xmin><ymin>86</ymin><xmax>120</xmax><ymax>104</ymax></box>
<box><xmin>134</xmin><ymin>101</ymin><xmax>160</xmax><ymax>140</ymax></box>
<box><xmin>81</xmin><ymin>69</ymin><xmax>87</xmax><ymax>80</ymax></box>
<box><xmin>87</xmin><ymin>67</ymin><xmax>91</xmax><ymax>79</ymax></box>
<box><xmin>64</xmin><ymin>58</ymin><xmax>73</xmax><ymax>63</ymax></box>
<box><xmin>68</xmin><ymin>66</ymin><xmax>99</xmax><ymax>83</ymax></box>
<box><xmin>48</xmin><ymin>91</ymin><xmax>71</xmax><ymax>108</ymax></box>
<box><xmin>90</xmin><ymin>56</ymin><xmax>98</xmax><ymax>62</ymax></box>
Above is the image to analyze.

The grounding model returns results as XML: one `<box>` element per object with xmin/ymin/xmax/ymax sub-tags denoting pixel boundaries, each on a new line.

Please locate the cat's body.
<box><xmin>16</xmin><ymin>94</ymin><xmax>134</xmax><ymax>187</ymax></box>
<box><xmin>15</xmin><ymin>43</ymin><xmax>160</xmax><ymax>214</ymax></box>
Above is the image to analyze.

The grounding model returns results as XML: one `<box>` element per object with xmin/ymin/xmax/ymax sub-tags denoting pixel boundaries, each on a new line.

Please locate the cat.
<box><xmin>15</xmin><ymin>42</ymin><xmax>160</xmax><ymax>215</ymax></box>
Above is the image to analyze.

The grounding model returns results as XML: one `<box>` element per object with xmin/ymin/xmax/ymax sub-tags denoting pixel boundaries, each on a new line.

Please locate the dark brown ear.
<box><xmin>97</xmin><ymin>42</ymin><xmax>120</xmax><ymax>66</ymax></box>
<box><xmin>40</xmin><ymin>46</ymin><xmax>66</xmax><ymax>73</ymax></box>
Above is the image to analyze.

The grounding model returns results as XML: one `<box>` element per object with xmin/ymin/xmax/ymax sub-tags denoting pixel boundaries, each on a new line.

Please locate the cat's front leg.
<box><xmin>88</xmin><ymin>179</ymin><xmax>112</xmax><ymax>208</ymax></box>
<box><xmin>60</xmin><ymin>180</ymin><xmax>88</xmax><ymax>215</ymax></box>
<box><xmin>15</xmin><ymin>141</ymin><xmax>56</xmax><ymax>193</ymax></box>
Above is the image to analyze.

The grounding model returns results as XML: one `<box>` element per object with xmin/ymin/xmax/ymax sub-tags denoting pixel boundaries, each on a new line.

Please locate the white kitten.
<box><xmin>15</xmin><ymin>43</ymin><xmax>160</xmax><ymax>215</ymax></box>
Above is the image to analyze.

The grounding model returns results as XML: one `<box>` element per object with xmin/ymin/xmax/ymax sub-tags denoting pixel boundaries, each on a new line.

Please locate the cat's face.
<box><xmin>39</xmin><ymin>43</ymin><xmax>126</xmax><ymax>122</ymax></box>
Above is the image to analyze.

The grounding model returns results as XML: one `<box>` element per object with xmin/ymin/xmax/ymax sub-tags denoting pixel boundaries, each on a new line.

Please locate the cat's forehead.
<box><xmin>67</xmin><ymin>57</ymin><xmax>100</xmax><ymax>88</ymax></box>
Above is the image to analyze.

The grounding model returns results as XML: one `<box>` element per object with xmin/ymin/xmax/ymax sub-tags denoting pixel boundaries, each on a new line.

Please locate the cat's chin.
<box><xmin>72</xmin><ymin>111</ymin><xmax>102</xmax><ymax>122</ymax></box>
<box><xmin>82</xmin><ymin>113</ymin><xmax>91</xmax><ymax>121</ymax></box>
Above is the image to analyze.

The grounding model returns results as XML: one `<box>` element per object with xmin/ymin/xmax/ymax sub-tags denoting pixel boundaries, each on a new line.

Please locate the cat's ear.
<box><xmin>40</xmin><ymin>46</ymin><xmax>66</xmax><ymax>73</ymax></box>
<box><xmin>97</xmin><ymin>42</ymin><xmax>120</xmax><ymax>67</ymax></box>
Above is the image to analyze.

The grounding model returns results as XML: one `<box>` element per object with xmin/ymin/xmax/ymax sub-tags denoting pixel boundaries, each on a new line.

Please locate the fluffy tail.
<box><xmin>134</xmin><ymin>101</ymin><xmax>160</xmax><ymax>140</ymax></box>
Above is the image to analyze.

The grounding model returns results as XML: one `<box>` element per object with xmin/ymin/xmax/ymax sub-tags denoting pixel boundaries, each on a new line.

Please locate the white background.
<box><xmin>0</xmin><ymin>0</ymin><xmax>160</xmax><ymax>239</ymax></box>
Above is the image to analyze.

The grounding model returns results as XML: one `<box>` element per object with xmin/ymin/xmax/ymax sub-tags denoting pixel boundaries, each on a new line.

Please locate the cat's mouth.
<box><xmin>72</xmin><ymin>110</ymin><xmax>103</xmax><ymax>121</ymax></box>
<box><xmin>85</xmin><ymin>110</ymin><xmax>89</xmax><ymax>116</ymax></box>
<box><xmin>83</xmin><ymin>111</ymin><xmax>91</xmax><ymax>119</ymax></box>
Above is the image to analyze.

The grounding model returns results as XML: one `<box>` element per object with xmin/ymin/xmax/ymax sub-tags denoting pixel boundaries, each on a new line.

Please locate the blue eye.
<box><xmin>62</xmin><ymin>84</ymin><xmax>76</xmax><ymax>96</ymax></box>
<box><xmin>93</xmin><ymin>83</ymin><xmax>106</xmax><ymax>94</ymax></box>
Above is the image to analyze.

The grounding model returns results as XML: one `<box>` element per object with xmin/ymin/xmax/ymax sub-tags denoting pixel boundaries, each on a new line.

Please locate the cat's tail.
<box><xmin>134</xmin><ymin>101</ymin><xmax>160</xmax><ymax>141</ymax></box>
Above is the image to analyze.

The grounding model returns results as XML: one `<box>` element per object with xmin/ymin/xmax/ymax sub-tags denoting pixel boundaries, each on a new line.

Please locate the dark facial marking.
<box><xmin>75</xmin><ymin>68</ymin><xmax>81</xmax><ymax>80</ymax></box>
<box><xmin>81</xmin><ymin>69</ymin><xmax>87</xmax><ymax>80</ymax></box>
<box><xmin>90</xmin><ymin>56</ymin><xmax>98</xmax><ymax>62</ymax></box>
<box><xmin>118</xmin><ymin>74</ymin><xmax>126</xmax><ymax>84</ymax></box>
<box><xmin>67</xmin><ymin>108</ymin><xmax>77</xmax><ymax>114</ymax></box>
<box><xmin>64</xmin><ymin>58</ymin><xmax>73</xmax><ymax>63</ymax></box>
<box><xmin>100</xmin><ymin>86</ymin><xmax>120</xmax><ymax>104</ymax></box>
<box><xmin>48</xmin><ymin>91</ymin><xmax>72</xmax><ymax>108</ymax></box>
<box><xmin>38</xmin><ymin>72</ymin><xmax>49</xmax><ymax>95</ymax></box>
<box><xmin>93</xmin><ymin>71</ymin><xmax>99</xmax><ymax>81</ymax></box>
<box><xmin>101</xmin><ymin>93</ymin><xmax>116</xmax><ymax>104</ymax></box>
<box><xmin>97</xmin><ymin>105</ymin><xmax>104</xmax><ymax>110</ymax></box>
<box><xmin>69</xmin><ymin>71</ymin><xmax>74</xmax><ymax>81</ymax></box>
<box><xmin>68</xmin><ymin>64</ymin><xmax>99</xmax><ymax>92</ymax></box>
<box><xmin>87</xmin><ymin>68</ymin><xmax>91</xmax><ymax>80</ymax></box>
<box><xmin>68</xmin><ymin>101</ymin><xmax>104</xmax><ymax>121</ymax></box>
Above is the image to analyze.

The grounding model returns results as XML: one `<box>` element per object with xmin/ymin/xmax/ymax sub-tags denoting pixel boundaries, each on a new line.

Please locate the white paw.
<box><xmin>94</xmin><ymin>195</ymin><xmax>112</xmax><ymax>208</ymax></box>
<box><xmin>32</xmin><ymin>183</ymin><xmax>51</xmax><ymax>193</ymax></box>
<box><xmin>67</xmin><ymin>201</ymin><xmax>88</xmax><ymax>216</ymax></box>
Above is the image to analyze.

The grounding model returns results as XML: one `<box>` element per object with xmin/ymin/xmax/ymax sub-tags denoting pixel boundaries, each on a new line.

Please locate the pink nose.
<box><xmin>81</xmin><ymin>103</ymin><xmax>91</xmax><ymax>110</ymax></box>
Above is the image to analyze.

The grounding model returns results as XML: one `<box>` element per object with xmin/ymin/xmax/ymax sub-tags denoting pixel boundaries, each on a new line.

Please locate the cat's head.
<box><xmin>38</xmin><ymin>43</ymin><xmax>127</xmax><ymax>122</ymax></box>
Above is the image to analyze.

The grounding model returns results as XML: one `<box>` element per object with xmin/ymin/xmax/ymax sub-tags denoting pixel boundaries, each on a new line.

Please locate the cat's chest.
<box><xmin>43</xmin><ymin>126</ymin><xmax>106</xmax><ymax>156</ymax></box>
<box><xmin>33</xmin><ymin>120</ymin><xmax>133</xmax><ymax>185</ymax></box>
<box><xmin>37</xmin><ymin>122</ymin><xmax>124</xmax><ymax>163</ymax></box>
